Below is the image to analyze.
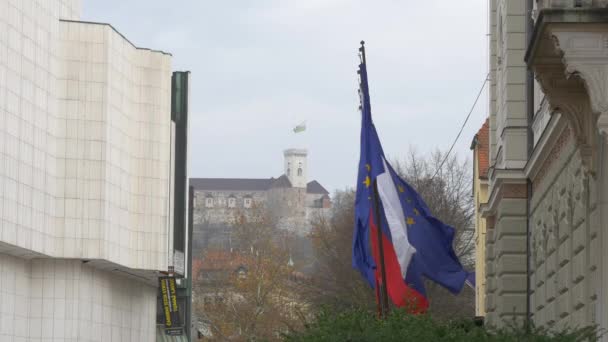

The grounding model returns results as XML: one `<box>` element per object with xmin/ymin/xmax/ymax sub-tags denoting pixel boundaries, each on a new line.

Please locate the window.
<box><xmin>244</xmin><ymin>198</ymin><xmax>252</xmax><ymax>208</ymax></box>
<box><xmin>297</xmin><ymin>168</ymin><xmax>302</xmax><ymax>176</ymax></box>
<box><xmin>228</xmin><ymin>197</ymin><xmax>236</xmax><ymax>208</ymax></box>
<box><xmin>205</xmin><ymin>197</ymin><xmax>213</xmax><ymax>208</ymax></box>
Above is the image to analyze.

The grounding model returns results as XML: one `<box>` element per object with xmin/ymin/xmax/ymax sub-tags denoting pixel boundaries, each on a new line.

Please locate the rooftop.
<box><xmin>471</xmin><ymin>118</ymin><xmax>490</xmax><ymax>180</ymax></box>
<box><xmin>190</xmin><ymin>177</ymin><xmax>329</xmax><ymax>195</ymax></box>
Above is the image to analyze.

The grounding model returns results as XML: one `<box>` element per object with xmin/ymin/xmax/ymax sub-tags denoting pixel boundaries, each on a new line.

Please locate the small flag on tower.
<box><xmin>293</xmin><ymin>121</ymin><xmax>306</xmax><ymax>133</ymax></box>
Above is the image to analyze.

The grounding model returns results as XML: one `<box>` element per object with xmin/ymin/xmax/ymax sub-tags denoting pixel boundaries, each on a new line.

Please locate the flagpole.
<box><xmin>359</xmin><ymin>40</ymin><xmax>390</xmax><ymax>318</ymax></box>
<box><xmin>373</xmin><ymin>179</ymin><xmax>390</xmax><ymax>317</ymax></box>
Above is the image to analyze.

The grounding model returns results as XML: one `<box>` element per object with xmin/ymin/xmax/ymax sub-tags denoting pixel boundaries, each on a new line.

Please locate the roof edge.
<box><xmin>59</xmin><ymin>19</ymin><xmax>172</xmax><ymax>56</ymax></box>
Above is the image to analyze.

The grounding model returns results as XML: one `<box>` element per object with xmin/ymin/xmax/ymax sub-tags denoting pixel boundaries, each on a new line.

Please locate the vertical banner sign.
<box><xmin>160</xmin><ymin>277</ymin><xmax>181</xmax><ymax>328</ymax></box>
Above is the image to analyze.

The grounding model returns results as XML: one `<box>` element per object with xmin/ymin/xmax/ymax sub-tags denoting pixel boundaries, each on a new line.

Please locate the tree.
<box><xmin>393</xmin><ymin>149</ymin><xmax>475</xmax><ymax>266</ymax></box>
<box><xmin>193</xmin><ymin>207</ymin><xmax>309</xmax><ymax>341</ymax></box>
<box><xmin>306</xmin><ymin>149</ymin><xmax>475</xmax><ymax>319</ymax></box>
<box><xmin>306</xmin><ymin>190</ymin><xmax>376</xmax><ymax>312</ymax></box>
<box><xmin>393</xmin><ymin>149</ymin><xmax>475</xmax><ymax>320</ymax></box>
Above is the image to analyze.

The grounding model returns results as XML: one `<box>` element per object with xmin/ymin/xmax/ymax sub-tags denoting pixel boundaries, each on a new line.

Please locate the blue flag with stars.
<box><xmin>352</xmin><ymin>44</ymin><xmax>472</xmax><ymax>310</ymax></box>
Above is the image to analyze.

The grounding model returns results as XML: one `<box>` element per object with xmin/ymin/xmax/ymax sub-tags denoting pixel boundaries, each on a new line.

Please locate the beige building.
<box><xmin>471</xmin><ymin>119</ymin><xmax>490</xmax><ymax>318</ymax></box>
<box><xmin>482</xmin><ymin>0</ymin><xmax>608</xmax><ymax>334</ymax></box>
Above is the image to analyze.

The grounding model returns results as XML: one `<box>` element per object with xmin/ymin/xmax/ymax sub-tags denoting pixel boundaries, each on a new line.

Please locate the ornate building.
<box><xmin>480</xmin><ymin>0</ymin><xmax>608</xmax><ymax>334</ymax></box>
<box><xmin>191</xmin><ymin>149</ymin><xmax>330</xmax><ymax>250</ymax></box>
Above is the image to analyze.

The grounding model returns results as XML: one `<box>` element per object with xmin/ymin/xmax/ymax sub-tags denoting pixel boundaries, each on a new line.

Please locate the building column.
<box><xmin>494</xmin><ymin>185</ymin><xmax>529</xmax><ymax>327</ymax></box>
<box><xmin>485</xmin><ymin>216</ymin><xmax>497</xmax><ymax>326</ymax></box>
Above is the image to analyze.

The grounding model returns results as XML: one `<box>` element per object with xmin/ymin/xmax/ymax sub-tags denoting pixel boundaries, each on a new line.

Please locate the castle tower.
<box><xmin>283</xmin><ymin>148</ymin><xmax>307</xmax><ymax>188</ymax></box>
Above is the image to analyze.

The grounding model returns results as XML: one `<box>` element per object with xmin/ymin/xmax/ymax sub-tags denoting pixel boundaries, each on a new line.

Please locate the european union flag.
<box><xmin>352</xmin><ymin>42</ymin><xmax>472</xmax><ymax>312</ymax></box>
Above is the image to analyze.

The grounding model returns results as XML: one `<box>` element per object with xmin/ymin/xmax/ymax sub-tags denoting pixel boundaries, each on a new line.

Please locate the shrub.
<box><xmin>283</xmin><ymin>309</ymin><xmax>599</xmax><ymax>342</ymax></box>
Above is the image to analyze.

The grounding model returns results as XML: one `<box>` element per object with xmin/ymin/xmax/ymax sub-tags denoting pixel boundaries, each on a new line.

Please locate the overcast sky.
<box><xmin>83</xmin><ymin>1</ymin><xmax>488</xmax><ymax>193</ymax></box>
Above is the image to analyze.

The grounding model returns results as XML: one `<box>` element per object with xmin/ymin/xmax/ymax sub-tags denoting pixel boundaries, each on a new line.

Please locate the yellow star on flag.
<box><xmin>413</xmin><ymin>208</ymin><xmax>420</xmax><ymax>216</ymax></box>
<box><xmin>365</xmin><ymin>164</ymin><xmax>371</xmax><ymax>172</ymax></box>
<box><xmin>363</xmin><ymin>176</ymin><xmax>371</xmax><ymax>188</ymax></box>
<box><xmin>406</xmin><ymin>198</ymin><xmax>412</xmax><ymax>203</ymax></box>
<box><xmin>406</xmin><ymin>217</ymin><xmax>415</xmax><ymax>225</ymax></box>
<box><xmin>398</xmin><ymin>185</ymin><xmax>405</xmax><ymax>193</ymax></box>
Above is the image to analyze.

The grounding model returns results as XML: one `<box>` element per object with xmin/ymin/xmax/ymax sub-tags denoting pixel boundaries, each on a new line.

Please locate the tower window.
<box><xmin>297</xmin><ymin>168</ymin><xmax>302</xmax><ymax>176</ymax></box>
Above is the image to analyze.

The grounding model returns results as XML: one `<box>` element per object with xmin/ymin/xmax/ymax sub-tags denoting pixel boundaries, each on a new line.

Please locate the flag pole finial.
<box><xmin>359</xmin><ymin>41</ymin><xmax>367</xmax><ymax>65</ymax></box>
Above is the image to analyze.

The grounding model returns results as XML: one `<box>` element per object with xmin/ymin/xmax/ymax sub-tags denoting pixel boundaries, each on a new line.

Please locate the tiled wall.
<box><xmin>0</xmin><ymin>254</ymin><xmax>157</xmax><ymax>342</ymax></box>
<box><xmin>0</xmin><ymin>1</ymin><xmax>174</xmax><ymax>340</ymax></box>
<box><xmin>56</xmin><ymin>21</ymin><xmax>172</xmax><ymax>271</ymax></box>
<box><xmin>0</xmin><ymin>0</ymin><xmax>173</xmax><ymax>271</ymax></box>
<box><xmin>0</xmin><ymin>0</ymin><xmax>78</xmax><ymax>260</ymax></box>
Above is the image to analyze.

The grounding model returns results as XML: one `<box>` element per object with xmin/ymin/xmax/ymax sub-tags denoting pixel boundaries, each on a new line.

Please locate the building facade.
<box><xmin>0</xmin><ymin>1</ymin><xmax>190</xmax><ymax>341</ymax></box>
<box><xmin>471</xmin><ymin>119</ymin><xmax>490</xmax><ymax>318</ymax></box>
<box><xmin>481</xmin><ymin>0</ymin><xmax>608</xmax><ymax>335</ymax></box>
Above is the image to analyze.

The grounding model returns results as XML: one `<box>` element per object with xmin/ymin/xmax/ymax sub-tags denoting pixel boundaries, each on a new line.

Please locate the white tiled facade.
<box><xmin>0</xmin><ymin>0</ymin><xmax>177</xmax><ymax>340</ymax></box>
<box><xmin>0</xmin><ymin>254</ymin><xmax>157</xmax><ymax>342</ymax></box>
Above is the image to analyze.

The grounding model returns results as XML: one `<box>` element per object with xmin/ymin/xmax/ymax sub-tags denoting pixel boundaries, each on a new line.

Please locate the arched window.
<box><xmin>244</xmin><ymin>198</ymin><xmax>252</xmax><ymax>208</ymax></box>
<box><xmin>287</xmin><ymin>168</ymin><xmax>291</xmax><ymax>176</ymax></box>
<box><xmin>205</xmin><ymin>196</ymin><xmax>214</xmax><ymax>208</ymax></box>
<box><xmin>228</xmin><ymin>197</ymin><xmax>236</xmax><ymax>208</ymax></box>
<box><xmin>297</xmin><ymin>168</ymin><xmax>302</xmax><ymax>176</ymax></box>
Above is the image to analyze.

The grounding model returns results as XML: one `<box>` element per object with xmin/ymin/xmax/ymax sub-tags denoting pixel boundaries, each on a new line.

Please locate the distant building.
<box><xmin>470</xmin><ymin>119</ymin><xmax>490</xmax><ymax>318</ymax></box>
<box><xmin>0</xmin><ymin>1</ymin><xmax>191</xmax><ymax>341</ymax></box>
<box><xmin>191</xmin><ymin>148</ymin><xmax>331</xmax><ymax>250</ymax></box>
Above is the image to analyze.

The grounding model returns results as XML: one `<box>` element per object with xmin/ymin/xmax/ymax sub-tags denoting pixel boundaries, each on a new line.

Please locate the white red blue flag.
<box><xmin>352</xmin><ymin>49</ymin><xmax>473</xmax><ymax>313</ymax></box>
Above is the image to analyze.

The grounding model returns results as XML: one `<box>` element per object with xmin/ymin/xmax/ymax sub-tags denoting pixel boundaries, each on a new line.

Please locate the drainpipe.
<box><xmin>525</xmin><ymin>0</ymin><xmax>534</xmax><ymax>332</ymax></box>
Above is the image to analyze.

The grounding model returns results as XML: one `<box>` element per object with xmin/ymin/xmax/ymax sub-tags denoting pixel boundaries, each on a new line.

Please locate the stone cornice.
<box><xmin>525</xmin><ymin>8</ymin><xmax>608</xmax><ymax>65</ymax></box>
<box><xmin>481</xmin><ymin>169</ymin><xmax>527</xmax><ymax>218</ymax></box>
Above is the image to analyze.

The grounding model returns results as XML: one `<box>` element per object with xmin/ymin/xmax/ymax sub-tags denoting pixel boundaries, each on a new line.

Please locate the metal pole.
<box><xmin>373</xmin><ymin>180</ymin><xmax>390</xmax><ymax>317</ymax></box>
<box><xmin>359</xmin><ymin>40</ymin><xmax>390</xmax><ymax>318</ymax></box>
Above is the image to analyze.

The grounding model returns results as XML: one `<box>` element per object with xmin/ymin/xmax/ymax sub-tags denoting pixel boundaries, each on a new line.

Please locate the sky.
<box><xmin>82</xmin><ymin>0</ymin><xmax>489</xmax><ymax>193</ymax></box>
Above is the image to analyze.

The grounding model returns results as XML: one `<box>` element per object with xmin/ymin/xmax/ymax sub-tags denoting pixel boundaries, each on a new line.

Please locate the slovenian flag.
<box><xmin>293</xmin><ymin>121</ymin><xmax>306</xmax><ymax>133</ymax></box>
<box><xmin>352</xmin><ymin>50</ymin><xmax>472</xmax><ymax>313</ymax></box>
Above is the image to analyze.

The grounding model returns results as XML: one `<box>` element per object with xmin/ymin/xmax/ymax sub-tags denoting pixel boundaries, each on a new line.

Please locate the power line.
<box><xmin>430</xmin><ymin>73</ymin><xmax>490</xmax><ymax>182</ymax></box>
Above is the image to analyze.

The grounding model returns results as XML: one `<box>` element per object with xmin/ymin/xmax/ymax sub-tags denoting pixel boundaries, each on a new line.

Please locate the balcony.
<box><xmin>526</xmin><ymin>1</ymin><xmax>608</xmax><ymax>175</ymax></box>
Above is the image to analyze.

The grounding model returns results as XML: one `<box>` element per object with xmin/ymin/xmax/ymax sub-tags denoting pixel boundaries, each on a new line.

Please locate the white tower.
<box><xmin>283</xmin><ymin>148</ymin><xmax>308</xmax><ymax>188</ymax></box>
